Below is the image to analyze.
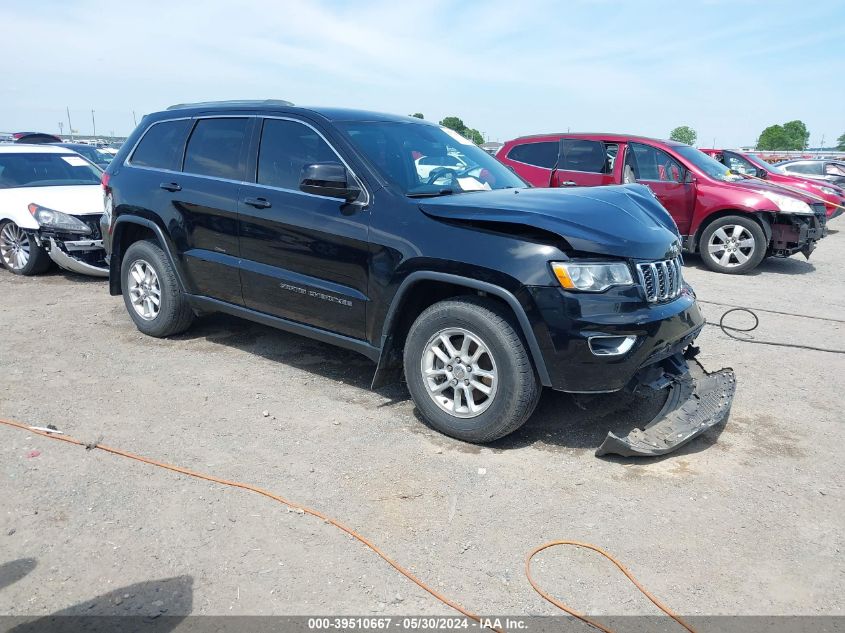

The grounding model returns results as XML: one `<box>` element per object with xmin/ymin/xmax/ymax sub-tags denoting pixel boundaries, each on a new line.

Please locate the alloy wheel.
<box><xmin>420</xmin><ymin>327</ymin><xmax>498</xmax><ymax>418</ymax></box>
<box><xmin>127</xmin><ymin>259</ymin><xmax>162</xmax><ymax>320</ymax></box>
<box><xmin>0</xmin><ymin>223</ymin><xmax>31</xmax><ymax>271</ymax></box>
<box><xmin>707</xmin><ymin>224</ymin><xmax>755</xmax><ymax>268</ymax></box>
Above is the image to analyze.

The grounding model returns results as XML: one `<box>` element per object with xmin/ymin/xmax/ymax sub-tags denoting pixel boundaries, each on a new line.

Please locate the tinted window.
<box><xmin>784</xmin><ymin>161</ymin><xmax>821</xmax><ymax>175</ymax></box>
<box><xmin>825</xmin><ymin>163</ymin><xmax>845</xmax><ymax>176</ymax></box>
<box><xmin>627</xmin><ymin>143</ymin><xmax>684</xmax><ymax>182</ymax></box>
<box><xmin>183</xmin><ymin>118</ymin><xmax>249</xmax><ymax>180</ymax></box>
<box><xmin>561</xmin><ymin>139</ymin><xmax>609</xmax><ymax>173</ymax></box>
<box><xmin>0</xmin><ymin>153</ymin><xmax>101</xmax><ymax>189</ymax></box>
<box><xmin>506</xmin><ymin>141</ymin><xmax>558</xmax><ymax>169</ymax></box>
<box><xmin>130</xmin><ymin>119</ymin><xmax>191</xmax><ymax>171</ymax></box>
<box><xmin>257</xmin><ymin>119</ymin><xmax>339</xmax><ymax>190</ymax></box>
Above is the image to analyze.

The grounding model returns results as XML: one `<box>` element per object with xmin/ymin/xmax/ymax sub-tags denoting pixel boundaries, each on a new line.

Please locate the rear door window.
<box><xmin>257</xmin><ymin>118</ymin><xmax>340</xmax><ymax>190</ymax></box>
<box><xmin>560</xmin><ymin>139</ymin><xmax>610</xmax><ymax>173</ymax></box>
<box><xmin>626</xmin><ymin>142</ymin><xmax>684</xmax><ymax>182</ymax></box>
<box><xmin>506</xmin><ymin>141</ymin><xmax>558</xmax><ymax>169</ymax></box>
<box><xmin>183</xmin><ymin>118</ymin><xmax>250</xmax><ymax>180</ymax></box>
<box><xmin>130</xmin><ymin>119</ymin><xmax>191</xmax><ymax>171</ymax></box>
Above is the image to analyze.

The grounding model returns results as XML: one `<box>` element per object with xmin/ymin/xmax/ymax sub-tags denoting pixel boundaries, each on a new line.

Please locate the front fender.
<box><xmin>371</xmin><ymin>269</ymin><xmax>552</xmax><ymax>389</ymax></box>
<box><xmin>109</xmin><ymin>216</ymin><xmax>187</xmax><ymax>295</ymax></box>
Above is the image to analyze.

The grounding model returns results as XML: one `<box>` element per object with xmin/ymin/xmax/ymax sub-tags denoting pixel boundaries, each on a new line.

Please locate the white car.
<box><xmin>414</xmin><ymin>154</ymin><xmax>468</xmax><ymax>180</ymax></box>
<box><xmin>0</xmin><ymin>144</ymin><xmax>108</xmax><ymax>277</ymax></box>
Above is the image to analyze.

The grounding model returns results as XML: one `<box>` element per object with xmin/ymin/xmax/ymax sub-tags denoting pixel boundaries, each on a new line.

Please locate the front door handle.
<box><xmin>244</xmin><ymin>197</ymin><xmax>272</xmax><ymax>209</ymax></box>
<box><xmin>160</xmin><ymin>182</ymin><xmax>181</xmax><ymax>192</ymax></box>
<box><xmin>559</xmin><ymin>181</ymin><xmax>577</xmax><ymax>187</ymax></box>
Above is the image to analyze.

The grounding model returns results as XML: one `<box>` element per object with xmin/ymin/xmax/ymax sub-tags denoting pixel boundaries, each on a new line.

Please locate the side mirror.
<box><xmin>683</xmin><ymin>170</ymin><xmax>696</xmax><ymax>184</ymax></box>
<box><xmin>756</xmin><ymin>168</ymin><xmax>767</xmax><ymax>179</ymax></box>
<box><xmin>300</xmin><ymin>162</ymin><xmax>361</xmax><ymax>202</ymax></box>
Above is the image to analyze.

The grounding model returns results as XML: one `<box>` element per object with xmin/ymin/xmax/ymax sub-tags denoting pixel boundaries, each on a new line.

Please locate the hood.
<box><xmin>1</xmin><ymin>184</ymin><xmax>103</xmax><ymax>216</ymax></box>
<box><xmin>714</xmin><ymin>177</ymin><xmax>817</xmax><ymax>203</ymax></box>
<box><xmin>768</xmin><ymin>173</ymin><xmax>844</xmax><ymax>196</ymax></box>
<box><xmin>418</xmin><ymin>184</ymin><xmax>681</xmax><ymax>260</ymax></box>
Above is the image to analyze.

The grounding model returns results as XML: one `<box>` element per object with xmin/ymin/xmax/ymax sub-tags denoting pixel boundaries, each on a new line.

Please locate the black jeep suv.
<box><xmin>101</xmin><ymin>100</ymin><xmax>719</xmax><ymax>448</ymax></box>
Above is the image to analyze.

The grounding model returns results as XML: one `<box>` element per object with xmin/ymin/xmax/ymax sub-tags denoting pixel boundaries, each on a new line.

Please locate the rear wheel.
<box><xmin>0</xmin><ymin>221</ymin><xmax>51</xmax><ymax>275</ymax></box>
<box><xmin>699</xmin><ymin>215</ymin><xmax>766</xmax><ymax>274</ymax></box>
<box><xmin>121</xmin><ymin>239</ymin><xmax>194</xmax><ymax>337</ymax></box>
<box><xmin>404</xmin><ymin>296</ymin><xmax>541</xmax><ymax>443</ymax></box>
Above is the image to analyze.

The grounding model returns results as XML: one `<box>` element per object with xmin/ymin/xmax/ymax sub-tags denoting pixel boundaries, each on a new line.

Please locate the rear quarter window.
<box><xmin>506</xmin><ymin>141</ymin><xmax>559</xmax><ymax>169</ymax></box>
<box><xmin>130</xmin><ymin>119</ymin><xmax>191</xmax><ymax>171</ymax></box>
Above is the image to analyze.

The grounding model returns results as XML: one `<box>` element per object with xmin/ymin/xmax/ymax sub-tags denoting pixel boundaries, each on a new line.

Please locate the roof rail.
<box><xmin>166</xmin><ymin>99</ymin><xmax>294</xmax><ymax>110</ymax></box>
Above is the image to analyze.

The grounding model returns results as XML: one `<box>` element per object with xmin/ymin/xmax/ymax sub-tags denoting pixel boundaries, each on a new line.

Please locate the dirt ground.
<box><xmin>0</xmin><ymin>226</ymin><xmax>843</xmax><ymax>624</ymax></box>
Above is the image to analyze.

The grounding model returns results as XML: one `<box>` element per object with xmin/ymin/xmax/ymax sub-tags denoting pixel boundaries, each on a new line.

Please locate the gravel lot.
<box><xmin>1</xmin><ymin>227</ymin><xmax>843</xmax><ymax>624</ymax></box>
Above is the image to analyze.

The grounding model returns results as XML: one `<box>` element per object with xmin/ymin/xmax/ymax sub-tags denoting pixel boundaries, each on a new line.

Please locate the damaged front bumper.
<box><xmin>770</xmin><ymin>207</ymin><xmax>828</xmax><ymax>259</ymax></box>
<box><xmin>596</xmin><ymin>347</ymin><xmax>736</xmax><ymax>457</ymax></box>
<box><xmin>46</xmin><ymin>237</ymin><xmax>109</xmax><ymax>277</ymax></box>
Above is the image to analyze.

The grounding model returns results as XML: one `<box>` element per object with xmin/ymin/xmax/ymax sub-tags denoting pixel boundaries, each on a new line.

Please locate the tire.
<box><xmin>121</xmin><ymin>239</ymin><xmax>194</xmax><ymax>337</ymax></box>
<box><xmin>0</xmin><ymin>220</ymin><xmax>51</xmax><ymax>276</ymax></box>
<box><xmin>403</xmin><ymin>296</ymin><xmax>541</xmax><ymax>443</ymax></box>
<box><xmin>699</xmin><ymin>215</ymin><xmax>767</xmax><ymax>274</ymax></box>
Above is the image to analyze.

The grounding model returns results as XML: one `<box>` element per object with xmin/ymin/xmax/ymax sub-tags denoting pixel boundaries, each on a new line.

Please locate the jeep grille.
<box><xmin>636</xmin><ymin>257</ymin><xmax>684</xmax><ymax>303</ymax></box>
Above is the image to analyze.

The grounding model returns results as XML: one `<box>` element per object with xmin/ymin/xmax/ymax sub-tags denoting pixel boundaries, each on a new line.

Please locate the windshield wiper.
<box><xmin>406</xmin><ymin>188</ymin><xmax>455</xmax><ymax>198</ymax></box>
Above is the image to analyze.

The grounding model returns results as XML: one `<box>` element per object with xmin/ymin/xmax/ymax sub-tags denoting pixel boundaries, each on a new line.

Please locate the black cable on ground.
<box><xmin>706</xmin><ymin>307</ymin><xmax>845</xmax><ymax>355</ymax></box>
<box><xmin>697</xmin><ymin>299</ymin><xmax>845</xmax><ymax>324</ymax></box>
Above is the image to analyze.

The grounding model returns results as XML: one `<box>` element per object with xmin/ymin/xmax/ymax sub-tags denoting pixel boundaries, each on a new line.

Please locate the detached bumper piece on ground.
<box><xmin>596</xmin><ymin>348</ymin><xmax>736</xmax><ymax>457</ymax></box>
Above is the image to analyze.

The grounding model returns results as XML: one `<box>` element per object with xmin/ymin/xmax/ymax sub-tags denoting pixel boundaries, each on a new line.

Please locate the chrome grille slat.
<box><xmin>637</xmin><ymin>256</ymin><xmax>683</xmax><ymax>303</ymax></box>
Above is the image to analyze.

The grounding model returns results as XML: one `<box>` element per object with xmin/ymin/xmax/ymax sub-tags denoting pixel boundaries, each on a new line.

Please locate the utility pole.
<box><xmin>66</xmin><ymin>107</ymin><xmax>74</xmax><ymax>141</ymax></box>
<box><xmin>132</xmin><ymin>111</ymin><xmax>137</xmax><ymax>127</ymax></box>
<box><xmin>58</xmin><ymin>122</ymin><xmax>63</xmax><ymax>137</ymax></box>
<box><xmin>91</xmin><ymin>109</ymin><xmax>96</xmax><ymax>137</ymax></box>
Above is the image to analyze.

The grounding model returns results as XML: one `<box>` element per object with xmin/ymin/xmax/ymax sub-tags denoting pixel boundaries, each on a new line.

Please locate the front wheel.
<box><xmin>699</xmin><ymin>215</ymin><xmax>766</xmax><ymax>274</ymax></box>
<box><xmin>121</xmin><ymin>239</ymin><xmax>194</xmax><ymax>337</ymax></box>
<box><xmin>0</xmin><ymin>221</ymin><xmax>51</xmax><ymax>275</ymax></box>
<box><xmin>403</xmin><ymin>297</ymin><xmax>541</xmax><ymax>443</ymax></box>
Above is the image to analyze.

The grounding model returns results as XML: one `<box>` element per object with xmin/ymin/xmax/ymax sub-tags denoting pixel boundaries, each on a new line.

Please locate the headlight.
<box><xmin>28</xmin><ymin>203</ymin><xmax>92</xmax><ymax>234</ymax></box>
<box><xmin>819</xmin><ymin>186</ymin><xmax>837</xmax><ymax>195</ymax></box>
<box><xmin>758</xmin><ymin>190</ymin><xmax>813</xmax><ymax>214</ymax></box>
<box><xmin>551</xmin><ymin>261</ymin><xmax>633</xmax><ymax>292</ymax></box>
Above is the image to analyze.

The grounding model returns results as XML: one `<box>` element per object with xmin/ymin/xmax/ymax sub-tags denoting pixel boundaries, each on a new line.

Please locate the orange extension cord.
<box><xmin>0</xmin><ymin>417</ymin><xmax>695</xmax><ymax>633</ymax></box>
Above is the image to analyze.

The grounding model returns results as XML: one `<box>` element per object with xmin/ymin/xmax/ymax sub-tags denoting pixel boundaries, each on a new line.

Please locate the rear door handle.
<box><xmin>244</xmin><ymin>197</ymin><xmax>272</xmax><ymax>209</ymax></box>
<box><xmin>160</xmin><ymin>182</ymin><xmax>181</xmax><ymax>192</ymax></box>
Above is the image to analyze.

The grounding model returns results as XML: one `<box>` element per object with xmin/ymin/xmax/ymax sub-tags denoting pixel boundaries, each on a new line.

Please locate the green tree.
<box><xmin>438</xmin><ymin>116</ymin><xmax>484</xmax><ymax>145</ymax></box>
<box><xmin>410</xmin><ymin>113</ymin><xmax>424</xmax><ymax>119</ymax></box>
<box><xmin>669</xmin><ymin>125</ymin><xmax>697</xmax><ymax>146</ymax></box>
<box><xmin>837</xmin><ymin>133</ymin><xmax>845</xmax><ymax>151</ymax></box>
<box><xmin>757</xmin><ymin>124</ymin><xmax>790</xmax><ymax>150</ymax></box>
<box><xmin>757</xmin><ymin>120</ymin><xmax>810</xmax><ymax>150</ymax></box>
<box><xmin>782</xmin><ymin>120</ymin><xmax>809</xmax><ymax>149</ymax></box>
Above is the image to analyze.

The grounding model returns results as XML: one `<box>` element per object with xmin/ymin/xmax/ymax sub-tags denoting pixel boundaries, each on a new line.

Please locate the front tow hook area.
<box><xmin>595</xmin><ymin>351</ymin><xmax>736</xmax><ymax>458</ymax></box>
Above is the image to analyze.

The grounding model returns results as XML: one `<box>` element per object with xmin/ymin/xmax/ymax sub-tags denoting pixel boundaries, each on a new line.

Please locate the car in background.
<box><xmin>413</xmin><ymin>153</ymin><xmax>468</xmax><ymax>180</ymax></box>
<box><xmin>775</xmin><ymin>159</ymin><xmax>845</xmax><ymax>188</ymax></box>
<box><xmin>0</xmin><ymin>144</ymin><xmax>108</xmax><ymax>277</ymax></box>
<box><xmin>4</xmin><ymin>132</ymin><xmax>63</xmax><ymax>144</ymax></box>
<box><xmin>498</xmin><ymin>134</ymin><xmax>828</xmax><ymax>274</ymax></box>
<box><xmin>701</xmin><ymin>149</ymin><xmax>844</xmax><ymax>220</ymax></box>
<box><xmin>53</xmin><ymin>142</ymin><xmax>112</xmax><ymax>170</ymax></box>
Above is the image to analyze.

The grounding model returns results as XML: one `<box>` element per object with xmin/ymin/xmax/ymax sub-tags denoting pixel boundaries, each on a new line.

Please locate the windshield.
<box><xmin>743</xmin><ymin>152</ymin><xmax>785</xmax><ymax>174</ymax></box>
<box><xmin>674</xmin><ymin>145</ymin><xmax>743</xmax><ymax>182</ymax></box>
<box><xmin>338</xmin><ymin>121</ymin><xmax>527</xmax><ymax>196</ymax></box>
<box><xmin>0</xmin><ymin>153</ymin><xmax>103</xmax><ymax>188</ymax></box>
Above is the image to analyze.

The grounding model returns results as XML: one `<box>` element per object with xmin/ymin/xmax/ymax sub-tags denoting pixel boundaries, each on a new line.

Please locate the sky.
<box><xmin>1</xmin><ymin>0</ymin><xmax>843</xmax><ymax>147</ymax></box>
